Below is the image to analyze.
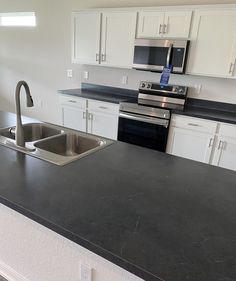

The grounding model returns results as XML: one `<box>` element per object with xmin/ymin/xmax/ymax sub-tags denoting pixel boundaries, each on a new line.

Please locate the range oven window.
<box><xmin>118</xmin><ymin>117</ymin><xmax>169</xmax><ymax>152</ymax></box>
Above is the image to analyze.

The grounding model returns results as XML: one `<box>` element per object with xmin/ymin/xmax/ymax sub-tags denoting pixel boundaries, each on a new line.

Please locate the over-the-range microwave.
<box><xmin>133</xmin><ymin>39</ymin><xmax>190</xmax><ymax>74</ymax></box>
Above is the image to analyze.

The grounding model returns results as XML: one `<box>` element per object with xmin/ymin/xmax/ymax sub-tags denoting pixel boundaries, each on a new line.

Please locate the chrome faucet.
<box><xmin>15</xmin><ymin>81</ymin><xmax>34</xmax><ymax>147</ymax></box>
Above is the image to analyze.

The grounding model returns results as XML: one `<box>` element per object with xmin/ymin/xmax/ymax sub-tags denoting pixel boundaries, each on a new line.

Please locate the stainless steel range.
<box><xmin>118</xmin><ymin>81</ymin><xmax>188</xmax><ymax>152</ymax></box>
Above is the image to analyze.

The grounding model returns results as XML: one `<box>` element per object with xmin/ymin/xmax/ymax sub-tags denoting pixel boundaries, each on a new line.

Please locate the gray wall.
<box><xmin>0</xmin><ymin>0</ymin><xmax>236</xmax><ymax>124</ymax></box>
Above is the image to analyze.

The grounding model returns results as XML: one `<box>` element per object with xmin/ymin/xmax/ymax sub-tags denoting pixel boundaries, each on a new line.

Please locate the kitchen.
<box><xmin>0</xmin><ymin>1</ymin><xmax>236</xmax><ymax>281</ymax></box>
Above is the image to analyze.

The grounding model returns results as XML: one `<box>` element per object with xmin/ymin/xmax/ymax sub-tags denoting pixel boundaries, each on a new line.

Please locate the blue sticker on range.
<box><xmin>160</xmin><ymin>65</ymin><xmax>173</xmax><ymax>85</ymax></box>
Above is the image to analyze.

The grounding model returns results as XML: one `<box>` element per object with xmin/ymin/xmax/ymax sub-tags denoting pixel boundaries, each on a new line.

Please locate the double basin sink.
<box><xmin>0</xmin><ymin>123</ymin><xmax>113</xmax><ymax>165</ymax></box>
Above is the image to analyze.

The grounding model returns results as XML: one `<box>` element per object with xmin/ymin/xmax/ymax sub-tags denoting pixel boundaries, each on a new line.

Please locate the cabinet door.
<box><xmin>72</xmin><ymin>12</ymin><xmax>101</xmax><ymax>64</ymax></box>
<box><xmin>163</xmin><ymin>11</ymin><xmax>192</xmax><ymax>38</ymax></box>
<box><xmin>88</xmin><ymin>110</ymin><xmax>118</xmax><ymax>140</ymax></box>
<box><xmin>187</xmin><ymin>9</ymin><xmax>236</xmax><ymax>78</ymax></box>
<box><xmin>100</xmin><ymin>11</ymin><xmax>137</xmax><ymax>68</ymax></box>
<box><xmin>61</xmin><ymin>105</ymin><xmax>87</xmax><ymax>132</ymax></box>
<box><xmin>167</xmin><ymin>127</ymin><xmax>214</xmax><ymax>163</ymax></box>
<box><xmin>213</xmin><ymin>137</ymin><xmax>236</xmax><ymax>171</ymax></box>
<box><xmin>136</xmin><ymin>11</ymin><xmax>165</xmax><ymax>38</ymax></box>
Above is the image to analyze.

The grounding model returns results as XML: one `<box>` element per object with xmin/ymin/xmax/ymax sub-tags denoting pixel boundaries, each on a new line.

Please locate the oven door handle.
<box><xmin>119</xmin><ymin>112</ymin><xmax>169</xmax><ymax>128</ymax></box>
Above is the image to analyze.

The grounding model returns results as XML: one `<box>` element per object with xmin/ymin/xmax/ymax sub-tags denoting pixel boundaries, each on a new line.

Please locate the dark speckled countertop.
<box><xmin>59</xmin><ymin>83</ymin><xmax>236</xmax><ymax>125</ymax></box>
<box><xmin>0</xmin><ymin>111</ymin><xmax>236</xmax><ymax>281</ymax></box>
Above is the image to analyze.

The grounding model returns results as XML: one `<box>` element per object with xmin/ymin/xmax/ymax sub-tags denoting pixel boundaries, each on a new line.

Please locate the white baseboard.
<box><xmin>0</xmin><ymin>261</ymin><xmax>29</xmax><ymax>281</ymax></box>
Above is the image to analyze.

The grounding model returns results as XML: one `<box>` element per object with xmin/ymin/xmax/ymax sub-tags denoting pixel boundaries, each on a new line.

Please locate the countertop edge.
<box><xmin>0</xmin><ymin>197</ymin><xmax>161</xmax><ymax>281</ymax></box>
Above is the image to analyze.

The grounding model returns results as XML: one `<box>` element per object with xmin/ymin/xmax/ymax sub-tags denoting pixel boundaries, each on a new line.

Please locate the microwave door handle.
<box><xmin>166</xmin><ymin>43</ymin><xmax>173</xmax><ymax>67</ymax></box>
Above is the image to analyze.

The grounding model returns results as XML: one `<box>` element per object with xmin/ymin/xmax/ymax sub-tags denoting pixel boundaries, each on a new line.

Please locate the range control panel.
<box><xmin>139</xmin><ymin>81</ymin><xmax>188</xmax><ymax>96</ymax></box>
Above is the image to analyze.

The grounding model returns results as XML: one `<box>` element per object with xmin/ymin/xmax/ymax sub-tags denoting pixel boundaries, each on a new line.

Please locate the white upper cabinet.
<box><xmin>137</xmin><ymin>10</ymin><xmax>192</xmax><ymax>39</ymax></box>
<box><xmin>163</xmin><ymin>11</ymin><xmax>192</xmax><ymax>38</ymax></box>
<box><xmin>137</xmin><ymin>11</ymin><xmax>165</xmax><ymax>38</ymax></box>
<box><xmin>72</xmin><ymin>12</ymin><xmax>101</xmax><ymax>64</ymax></box>
<box><xmin>100</xmin><ymin>12</ymin><xmax>137</xmax><ymax>68</ymax></box>
<box><xmin>72</xmin><ymin>11</ymin><xmax>136</xmax><ymax>68</ymax></box>
<box><xmin>187</xmin><ymin>9</ymin><xmax>236</xmax><ymax>78</ymax></box>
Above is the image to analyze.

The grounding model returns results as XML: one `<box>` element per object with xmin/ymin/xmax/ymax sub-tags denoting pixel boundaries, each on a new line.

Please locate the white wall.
<box><xmin>0</xmin><ymin>0</ymin><xmax>236</xmax><ymax>125</ymax></box>
<box><xmin>0</xmin><ymin>204</ymin><xmax>143</xmax><ymax>281</ymax></box>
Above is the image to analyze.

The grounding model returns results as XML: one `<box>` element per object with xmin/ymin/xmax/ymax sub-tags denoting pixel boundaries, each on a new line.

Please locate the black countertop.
<box><xmin>59</xmin><ymin>84</ymin><xmax>236</xmax><ymax>125</ymax></box>
<box><xmin>0</xmin><ymin>111</ymin><xmax>236</xmax><ymax>281</ymax></box>
<box><xmin>173</xmin><ymin>98</ymin><xmax>236</xmax><ymax>125</ymax></box>
<box><xmin>58</xmin><ymin>83</ymin><xmax>138</xmax><ymax>104</ymax></box>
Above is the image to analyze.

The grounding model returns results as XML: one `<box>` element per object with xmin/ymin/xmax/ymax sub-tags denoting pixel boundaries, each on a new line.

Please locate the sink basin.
<box><xmin>35</xmin><ymin>133</ymin><xmax>105</xmax><ymax>157</ymax></box>
<box><xmin>0</xmin><ymin>122</ymin><xmax>113</xmax><ymax>165</ymax></box>
<box><xmin>0</xmin><ymin>123</ymin><xmax>62</xmax><ymax>142</ymax></box>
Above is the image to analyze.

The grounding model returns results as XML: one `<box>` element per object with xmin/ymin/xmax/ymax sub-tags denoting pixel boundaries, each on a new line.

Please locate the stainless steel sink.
<box><xmin>0</xmin><ymin>123</ymin><xmax>62</xmax><ymax>142</ymax></box>
<box><xmin>0</xmin><ymin>122</ymin><xmax>113</xmax><ymax>166</ymax></box>
<box><xmin>35</xmin><ymin>133</ymin><xmax>105</xmax><ymax>157</ymax></box>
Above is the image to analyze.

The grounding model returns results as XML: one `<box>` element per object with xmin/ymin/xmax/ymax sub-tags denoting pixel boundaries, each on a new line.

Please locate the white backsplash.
<box><xmin>82</xmin><ymin>65</ymin><xmax>236</xmax><ymax>104</ymax></box>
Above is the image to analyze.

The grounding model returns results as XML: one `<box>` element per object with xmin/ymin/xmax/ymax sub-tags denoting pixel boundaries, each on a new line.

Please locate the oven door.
<box><xmin>118</xmin><ymin>112</ymin><xmax>169</xmax><ymax>152</ymax></box>
<box><xmin>133</xmin><ymin>39</ymin><xmax>189</xmax><ymax>73</ymax></box>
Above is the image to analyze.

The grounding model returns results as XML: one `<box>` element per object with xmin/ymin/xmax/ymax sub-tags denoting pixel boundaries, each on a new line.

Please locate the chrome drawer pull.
<box><xmin>99</xmin><ymin>106</ymin><xmax>108</xmax><ymax>110</ymax></box>
<box><xmin>68</xmin><ymin>100</ymin><xmax>77</xmax><ymax>103</ymax></box>
<box><xmin>96</xmin><ymin>53</ymin><xmax>100</xmax><ymax>62</ymax></box>
<box><xmin>188</xmin><ymin>123</ymin><xmax>200</xmax><ymax>127</ymax></box>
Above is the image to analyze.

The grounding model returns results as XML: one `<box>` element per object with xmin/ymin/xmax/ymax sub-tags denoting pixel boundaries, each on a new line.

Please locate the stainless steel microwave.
<box><xmin>133</xmin><ymin>39</ymin><xmax>190</xmax><ymax>74</ymax></box>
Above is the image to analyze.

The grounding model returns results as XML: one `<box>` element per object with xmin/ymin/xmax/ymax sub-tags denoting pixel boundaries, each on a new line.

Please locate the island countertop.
<box><xmin>0</xmin><ymin>111</ymin><xmax>236</xmax><ymax>281</ymax></box>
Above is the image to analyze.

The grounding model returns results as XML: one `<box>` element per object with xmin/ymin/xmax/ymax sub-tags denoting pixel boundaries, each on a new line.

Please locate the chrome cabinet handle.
<box><xmin>159</xmin><ymin>24</ymin><xmax>163</xmax><ymax>34</ymax></box>
<box><xmin>68</xmin><ymin>100</ymin><xmax>77</xmax><ymax>103</ymax></box>
<box><xmin>96</xmin><ymin>53</ymin><xmax>100</xmax><ymax>62</ymax></box>
<box><xmin>208</xmin><ymin>138</ymin><xmax>214</xmax><ymax>148</ymax></box>
<box><xmin>88</xmin><ymin>113</ymin><xmax>93</xmax><ymax>121</ymax></box>
<box><xmin>229</xmin><ymin>62</ymin><xmax>235</xmax><ymax>74</ymax></box>
<box><xmin>83</xmin><ymin>112</ymin><xmax>86</xmax><ymax>119</ymax></box>
<box><xmin>101</xmin><ymin>54</ymin><xmax>106</xmax><ymax>62</ymax></box>
<box><xmin>218</xmin><ymin>140</ymin><xmax>223</xmax><ymax>150</ymax></box>
<box><xmin>163</xmin><ymin>24</ymin><xmax>168</xmax><ymax>34</ymax></box>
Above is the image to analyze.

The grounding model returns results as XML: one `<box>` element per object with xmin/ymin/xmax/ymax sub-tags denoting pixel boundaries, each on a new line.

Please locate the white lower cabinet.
<box><xmin>212</xmin><ymin>123</ymin><xmax>236</xmax><ymax>171</ymax></box>
<box><xmin>60</xmin><ymin>95</ymin><xmax>119</xmax><ymax>140</ymax></box>
<box><xmin>167</xmin><ymin>127</ymin><xmax>215</xmax><ymax>163</ymax></box>
<box><xmin>167</xmin><ymin>115</ymin><xmax>236</xmax><ymax>171</ymax></box>
<box><xmin>88</xmin><ymin>110</ymin><xmax>118</xmax><ymax>140</ymax></box>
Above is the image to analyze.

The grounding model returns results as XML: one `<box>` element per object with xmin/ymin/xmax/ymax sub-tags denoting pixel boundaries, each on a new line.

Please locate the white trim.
<box><xmin>0</xmin><ymin>260</ymin><xmax>29</xmax><ymax>281</ymax></box>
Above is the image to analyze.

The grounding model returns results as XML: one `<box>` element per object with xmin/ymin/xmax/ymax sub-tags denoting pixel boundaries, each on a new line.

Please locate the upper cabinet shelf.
<box><xmin>136</xmin><ymin>10</ymin><xmax>192</xmax><ymax>39</ymax></box>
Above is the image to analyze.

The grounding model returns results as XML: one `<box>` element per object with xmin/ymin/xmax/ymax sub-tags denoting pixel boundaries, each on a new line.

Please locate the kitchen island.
<box><xmin>0</xmin><ymin>111</ymin><xmax>236</xmax><ymax>281</ymax></box>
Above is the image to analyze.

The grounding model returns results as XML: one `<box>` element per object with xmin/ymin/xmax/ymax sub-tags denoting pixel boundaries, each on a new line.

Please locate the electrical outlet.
<box><xmin>122</xmin><ymin>75</ymin><xmax>128</xmax><ymax>85</ymax></box>
<box><xmin>80</xmin><ymin>265</ymin><xmax>92</xmax><ymax>281</ymax></box>
<box><xmin>84</xmin><ymin>71</ymin><xmax>89</xmax><ymax>80</ymax></box>
<box><xmin>67</xmin><ymin>69</ymin><xmax>73</xmax><ymax>78</ymax></box>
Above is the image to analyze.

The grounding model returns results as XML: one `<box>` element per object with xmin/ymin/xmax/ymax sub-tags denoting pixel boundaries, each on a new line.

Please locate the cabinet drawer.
<box><xmin>88</xmin><ymin>99</ymin><xmax>119</xmax><ymax>115</ymax></box>
<box><xmin>59</xmin><ymin>95</ymin><xmax>87</xmax><ymax>109</ymax></box>
<box><xmin>219</xmin><ymin>122</ymin><xmax>236</xmax><ymax>138</ymax></box>
<box><xmin>171</xmin><ymin>114</ymin><xmax>217</xmax><ymax>134</ymax></box>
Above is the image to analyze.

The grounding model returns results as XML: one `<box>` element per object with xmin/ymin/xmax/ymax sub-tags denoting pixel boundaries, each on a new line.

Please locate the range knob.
<box><xmin>141</xmin><ymin>83</ymin><xmax>146</xmax><ymax>88</ymax></box>
<box><xmin>177</xmin><ymin>87</ymin><xmax>185</xmax><ymax>95</ymax></box>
